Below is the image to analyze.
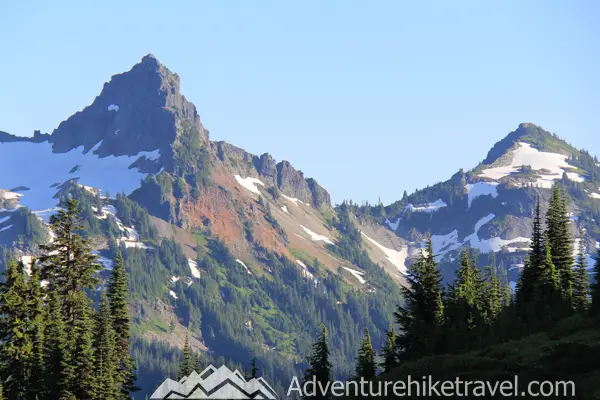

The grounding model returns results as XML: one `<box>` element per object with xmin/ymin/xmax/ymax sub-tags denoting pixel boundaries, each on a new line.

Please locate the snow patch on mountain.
<box><xmin>0</xmin><ymin>140</ymin><xmax>161</xmax><ymax>212</ymax></box>
<box><xmin>385</xmin><ymin>217</ymin><xmax>401</xmax><ymax>231</ymax></box>
<box><xmin>281</xmin><ymin>205</ymin><xmax>289</xmax><ymax>214</ymax></box>
<box><xmin>406</xmin><ymin>199</ymin><xmax>447</xmax><ymax>213</ymax></box>
<box><xmin>464</xmin><ymin>214</ymin><xmax>531</xmax><ymax>253</ymax></box>
<box><xmin>0</xmin><ymin>225</ymin><xmax>13</xmax><ymax>233</ymax></box>
<box><xmin>479</xmin><ymin>142</ymin><xmax>583</xmax><ymax>188</ymax></box>
<box><xmin>281</xmin><ymin>194</ymin><xmax>309</xmax><ymax>207</ymax></box>
<box><xmin>0</xmin><ymin>207</ymin><xmax>21</xmax><ymax>213</ymax></box>
<box><xmin>0</xmin><ymin>191</ymin><xmax>22</xmax><ymax>200</ymax></box>
<box><xmin>171</xmin><ymin>276</ymin><xmax>180</xmax><ymax>283</ymax></box>
<box><xmin>300</xmin><ymin>225</ymin><xmax>335</xmax><ymax>245</ymax></box>
<box><xmin>94</xmin><ymin>252</ymin><xmax>114</xmax><ymax>270</ymax></box>
<box><xmin>233</xmin><ymin>175</ymin><xmax>264</xmax><ymax>194</ymax></box>
<box><xmin>33</xmin><ymin>208</ymin><xmax>63</xmax><ymax>223</ymax></box>
<box><xmin>236</xmin><ymin>259</ymin><xmax>252</xmax><ymax>275</ymax></box>
<box><xmin>465</xmin><ymin>182</ymin><xmax>499</xmax><ymax>208</ymax></box>
<box><xmin>169</xmin><ymin>290</ymin><xmax>178</xmax><ymax>299</ymax></box>
<box><xmin>589</xmin><ymin>192</ymin><xmax>600</xmax><ymax>200</ymax></box>
<box><xmin>188</xmin><ymin>258</ymin><xmax>201</xmax><ymax>278</ymax></box>
<box><xmin>107</xmin><ymin>104</ymin><xmax>119</xmax><ymax>112</ymax></box>
<box><xmin>343</xmin><ymin>267</ymin><xmax>366</xmax><ymax>284</ymax></box>
<box><xmin>360</xmin><ymin>231</ymin><xmax>408</xmax><ymax>274</ymax></box>
<box><xmin>0</xmin><ymin>216</ymin><xmax>10</xmax><ymax>225</ymax></box>
<box><xmin>431</xmin><ymin>229</ymin><xmax>461</xmax><ymax>260</ymax></box>
<box><xmin>296</xmin><ymin>260</ymin><xmax>314</xmax><ymax>279</ymax></box>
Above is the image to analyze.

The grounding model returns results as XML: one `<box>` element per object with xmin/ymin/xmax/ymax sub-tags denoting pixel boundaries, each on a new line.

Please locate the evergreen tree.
<box><xmin>71</xmin><ymin>291</ymin><xmax>97</xmax><ymax>400</ymax></box>
<box><xmin>39</xmin><ymin>199</ymin><xmax>101</xmax><ymax>398</ymax></box>
<box><xmin>26</xmin><ymin>262</ymin><xmax>46</xmax><ymax>400</ymax></box>
<box><xmin>247</xmin><ymin>356</ymin><xmax>258</xmax><ymax>380</ymax></box>
<box><xmin>395</xmin><ymin>238</ymin><xmax>444</xmax><ymax>360</ymax></box>
<box><xmin>538</xmin><ymin>234</ymin><xmax>559</xmax><ymax>298</ymax></box>
<box><xmin>303</xmin><ymin>324</ymin><xmax>331</xmax><ymax>399</ymax></box>
<box><xmin>530</xmin><ymin>197</ymin><xmax>545</xmax><ymax>269</ymax></box>
<box><xmin>194</xmin><ymin>352</ymin><xmax>201</xmax><ymax>374</ymax></box>
<box><xmin>0</xmin><ymin>260</ymin><xmax>32</xmax><ymax>400</ymax></box>
<box><xmin>518</xmin><ymin>198</ymin><xmax>544</xmax><ymax>306</ymax></box>
<box><xmin>39</xmin><ymin>199</ymin><xmax>101</xmax><ymax>323</ymax></box>
<box><xmin>94</xmin><ymin>291</ymin><xmax>119</xmax><ymax>400</ymax></box>
<box><xmin>484</xmin><ymin>265</ymin><xmax>503</xmax><ymax>322</ymax></box>
<box><xmin>43</xmin><ymin>290</ymin><xmax>70</xmax><ymax>400</ymax></box>
<box><xmin>353</xmin><ymin>328</ymin><xmax>376</xmax><ymax>380</ymax></box>
<box><xmin>573</xmin><ymin>228</ymin><xmax>590</xmax><ymax>312</ymax></box>
<box><xmin>108</xmin><ymin>251</ymin><xmax>137</xmax><ymax>397</ymax></box>
<box><xmin>591</xmin><ymin>250</ymin><xmax>600</xmax><ymax>316</ymax></box>
<box><xmin>546</xmin><ymin>185</ymin><xmax>574</xmax><ymax>299</ymax></box>
<box><xmin>443</xmin><ymin>250</ymin><xmax>484</xmax><ymax>352</ymax></box>
<box><xmin>379</xmin><ymin>328</ymin><xmax>397</xmax><ymax>373</ymax></box>
<box><xmin>179</xmin><ymin>332</ymin><xmax>193</xmax><ymax>379</ymax></box>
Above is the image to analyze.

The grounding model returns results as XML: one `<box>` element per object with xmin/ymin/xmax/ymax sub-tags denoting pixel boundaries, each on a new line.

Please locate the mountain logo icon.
<box><xmin>150</xmin><ymin>364</ymin><xmax>278</xmax><ymax>399</ymax></box>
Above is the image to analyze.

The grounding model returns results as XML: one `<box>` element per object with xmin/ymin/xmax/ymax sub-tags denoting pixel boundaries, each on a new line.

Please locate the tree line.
<box><xmin>298</xmin><ymin>184</ymin><xmax>600</xmax><ymax>398</ymax></box>
<box><xmin>0</xmin><ymin>199</ymin><xmax>137</xmax><ymax>400</ymax></box>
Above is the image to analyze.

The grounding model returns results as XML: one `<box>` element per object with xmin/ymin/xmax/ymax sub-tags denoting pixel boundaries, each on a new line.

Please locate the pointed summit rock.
<box><xmin>50</xmin><ymin>54</ymin><xmax>208</xmax><ymax>159</ymax></box>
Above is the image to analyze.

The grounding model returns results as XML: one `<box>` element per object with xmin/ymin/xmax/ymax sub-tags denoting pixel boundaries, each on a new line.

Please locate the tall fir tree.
<box><xmin>443</xmin><ymin>250</ymin><xmax>485</xmax><ymax>352</ymax></box>
<box><xmin>573</xmin><ymin>228</ymin><xmax>590</xmax><ymax>312</ymax></box>
<box><xmin>591</xmin><ymin>250</ymin><xmax>600</xmax><ymax>316</ymax></box>
<box><xmin>26</xmin><ymin>262</ymin><xmax>46</xmax><ymax>400</ymax></box>
<box><xmin>395</xmin><ymin>238</ymin><xmax>444</xmax><ymax>360</ymax></box>
<box><xmin>179</xmin><ymin>331</ymin><xmax>193</xmax><ymax>379</ymax></box>
<box><xmin>353</xmin><ymin>328</ymin><xmax>376</xmax><ymax>380</ymax></box>
<box><xmin>303</xmin><ymin>324</ymin><xmax>332</xmax><ymax>399</ymax></box>
<box><xmin>108</xmin><ymin>251</ymin><xmax>137</xmax><ymax>398</ymax></box>
<box><xmin>43</xmin><ymin>290</ymin><xmax>71</xmax><ymax>400</ymax></box>
<box><xmin>39</xmin><ymin>199</ymin><xmax>101</xmax><ymax>322</ymax></box>
<box><xmin>379</xmin><ymin>328</ymin><xmax>397</xmax><ymax>373</ymax></box>
<box><xmin>0</xmin><ymin>260</ymin><xmax>32</xmax><ymax>400</ymax></box>
<box><xmin>247</xmin><ymin>356</ymin><xmax>258</xmax><ymax>380</ymax></box>
<box><xmin>518</xmin><ymin>198</ymin><xmax>544</xmax><ymax>305</ymax></box>
<box><xmin>194</xmin><ymin>352</ymin><xmax>201</xmax><ymax>374</ymax></box>
<box><xmin>546</xmin><ymin>184</ymin><xmax>574</xmax><ymax>300</ymax></box>
<box><xmin>71</xmin><ymin>291</ymin><xmax>97</xmax><ymax>400</ymax></box>
<box><xmin>94</xmin><ymin>290</ymin><xmax>119</xmax><ymax>400</ymax></box>
<box><xmin>39</xmin><ymin>199</ymin><xmax>101</xmax><ymax>398</ymax></box>
<box><xmin>483</xmin><ymin>265</ymin><xmax>503</xmax><ymax>322</ymax></box>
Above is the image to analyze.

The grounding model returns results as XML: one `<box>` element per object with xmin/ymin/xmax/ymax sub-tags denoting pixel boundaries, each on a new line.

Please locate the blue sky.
<box><xmin>1</xmin><ymin>1</ymin><xmax>598</xmax><ymax>204</ymax></box>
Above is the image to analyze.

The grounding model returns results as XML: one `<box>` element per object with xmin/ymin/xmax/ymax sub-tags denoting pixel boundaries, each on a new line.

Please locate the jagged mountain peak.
<box><xmin>49</xmin><ymin>54</ymin><xmax>207</xmax><ymax>158</ymax></box>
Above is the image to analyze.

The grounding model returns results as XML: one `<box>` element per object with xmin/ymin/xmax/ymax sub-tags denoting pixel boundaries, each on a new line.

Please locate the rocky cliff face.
<box><xmin>212</xmin><ymin>141</ymin><xmax>331</xmax><ymax>209</ymax></box>
<box><xmin>50</xmin><ymin>54</ymin><xmax>208</xmax><ymax>161</ymax></box>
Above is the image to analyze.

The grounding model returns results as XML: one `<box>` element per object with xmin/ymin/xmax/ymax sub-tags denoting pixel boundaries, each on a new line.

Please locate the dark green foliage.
<box><xmin>353</xmin><ymin>328</ymin><xmax>376</xmax><ymax>380</ymax></box>
<box><xmin>546</xmin><ymin>184</ymin><xmax>574</xmax><ymax>300</ymax></box>
<box><xmin>303</xmin><ymin>325</ymin><xmax>332</xmax><ymax>399</ymax></box>
<box><xmin>114</xmin><ymin>193</ymin><xmax>159</xmax><ymax>241</ymax></box>
<box><xmin>178</xmin><ymin>332</ymin><xmax>193</xmax><ymax>379</ymax></box>
<box><xmin>379</xmin><ymin>328</ymin><xmax>397</xmax><ymax>373</ymax></box>
<box><xmin>573</xmin><ymin>228</ymin><xmax>589</xmax><ymax>312</ymax></box>
<box><xmin>194</xmin><ymin>352</ymin><xmax>201</xmax><ymax>374</ymax></box>
<box><xmin>95</xmin><ymin>291</ymin><xmax>119</xmax><ymax>400</ymax></box>
<box><xmin>395</xmin><ymin>238</ymin><xmax>444</xmax><ymax>361</ymax></box>
<box><xmin>43</xmin><ymin>290</ymin><xmax>70</xmax><ymax>399</ymax></box>
<box><xmin>0</xmin><ymin>260</ymin><xmax>31</xmax><ymax>399</ymax></box>
<box><xmin>27</xmin><ymin>262</ymin><xmax>46</xmax><ymax>400</ymax></box>
<box><xmin>71</xmin><ymin>291</ymin><xmax>97</xmax><ymax>399</ymax></box>
<box><xmin>108</xmin><ymin>251</ymin><xmax>138</xmax><ymax>398</ymax></box>
<box><xmin>442</xmin><ymin>250</ymin><xmax>486</xmax><ymax>352</ymax></box>
<box><xmin>591</xmin><ymin>250</ymin><xmax>600</xmax><ymax>316</ymax></box>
